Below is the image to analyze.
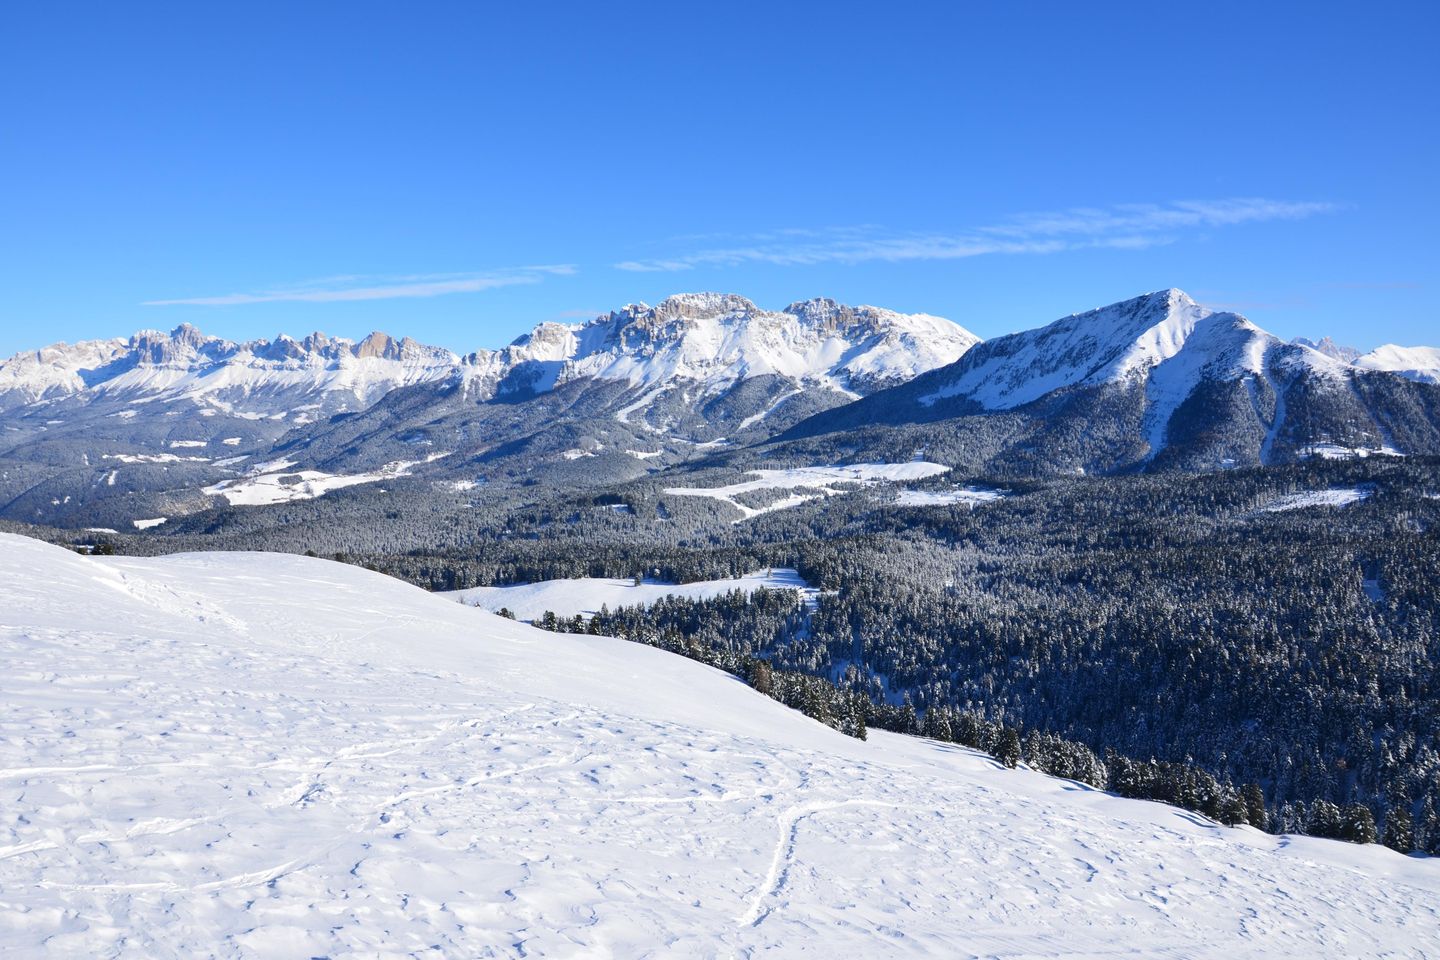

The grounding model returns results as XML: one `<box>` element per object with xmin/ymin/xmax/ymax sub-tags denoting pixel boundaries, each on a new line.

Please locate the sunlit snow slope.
<box><xmin>1</xmin><ymin>533</ymin><xmax>1437</xmax><ymax>957</ymax></box>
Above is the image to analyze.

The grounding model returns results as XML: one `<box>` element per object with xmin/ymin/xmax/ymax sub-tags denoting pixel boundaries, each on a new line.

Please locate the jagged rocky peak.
<box><xmin>1293</xmin><ymin>336</ymin><xmax>1361</xmax><ymax>364</ymax></box>
<box><xmin>353</xmin><ymin>330</ymin><xmax>435</xmax><ymax>361</ymax></box>
<box><xmin>478</xmin><ymin>292</ymin><xmax>980</xmax><ymax>397</ymax></box>
<box><xmin>129</xmin><ymin>323</ymin><xmax>221</xmax><ymax>365</ymax></box>
<box><xmin>506</xmin><ymin>322</ymin><xmax>579</xmax><ymax>363</ymax></box>
<box><xmin>354</xmin><ymin>331</ymin><xmax>396</xmax><ymax>359</ymax></box>
<box><xmin>653</xmin><ymin>291</ymin><xmax>757</xmax><ymax>319</ymax></box>
<box><xmin>579</xmin><ymin>294</ymin><xmax>763</xmax><ymax>350</ymax></box>
<box><xmin>169</xmin><ymin>322</ymin><xmax>210</xmax><ymax>350</ymax></box>
<box><xmin>785</xmin><ymin>296</ymin><xmax>875</xmax><ymax>328</ymax></box>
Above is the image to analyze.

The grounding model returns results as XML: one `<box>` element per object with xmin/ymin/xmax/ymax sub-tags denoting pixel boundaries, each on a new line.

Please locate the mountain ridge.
<box><xmin>3</xmin><ymin>287</ymin><xmax>1439</xmax><ymax>528</ymax></box>
<box><xmin>776</xmin><ymin>288</ymin><xmax>1440</xmax><ymax>473</ymax></box>
<box><xmin>0</xmin><ymin>293</ymin><xmax>979</xmax><ymax>415</ymax></box>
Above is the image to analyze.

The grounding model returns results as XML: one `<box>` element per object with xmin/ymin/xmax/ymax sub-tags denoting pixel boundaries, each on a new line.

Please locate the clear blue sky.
<box><xmin>2</xmin><ymin>1</ymin><xmax>1436</xmax><ymax>357</ymax></box>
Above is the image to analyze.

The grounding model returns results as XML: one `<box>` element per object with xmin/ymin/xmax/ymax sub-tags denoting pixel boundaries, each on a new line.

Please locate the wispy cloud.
<box><xmin>614</xmin><ymin>198</ymin><xmax>1338</xmax><ymax>272</ymax></box>
<box><xmin>144</xmin><ymin>265</ymin><xmax>576</xmax><ymax>306</ymax></box>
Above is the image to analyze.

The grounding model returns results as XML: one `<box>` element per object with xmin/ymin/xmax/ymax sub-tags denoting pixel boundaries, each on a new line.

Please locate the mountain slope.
<box><xmin>1356</xmin><ymin>344</ymin><xmax>1440</xmax><ymax>384</ymax></box>
<box><xmin>780</xmin><ymin>289</ymin><xmax>1440</xmax><ymax>473</ymax></box>
<box><xmin>2</xmin><ymin>532</ymin><xmax>1436</xmax><ymax>957</ymax></box>
<box><xmin>250</xmin><ymin>294</ymin><xmax>978</xmax><ymax>482</ymax></box>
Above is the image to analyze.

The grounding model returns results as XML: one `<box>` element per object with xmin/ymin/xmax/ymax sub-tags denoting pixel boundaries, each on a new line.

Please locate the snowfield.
<box><xmin>1</xmin><ymin>533</ymin><xmax>1437</xmax><ymax>957</ymax></box>
<box><xmin>893</xmin><ymin>486</ymin><xmax>1007</xmax><ymax>509</ymax></box>
<box><xmin>445</xmin><ymin>568</ymin><xmax>818</xmax><ymax>621</ymax></box>
<box><xmin>664</xmin><ymin>462</ymin><xmax>950</xmax><ymax>520</ymax></box>
<box><xmin>204</xmin><ymin>455</ymin><xmax>446</xmax><ymax>506</ymax></box>
<box><xmin>1262</xmin><ymin>488</ymin><xmax>1372</xmax><ymax>512</ymax></box>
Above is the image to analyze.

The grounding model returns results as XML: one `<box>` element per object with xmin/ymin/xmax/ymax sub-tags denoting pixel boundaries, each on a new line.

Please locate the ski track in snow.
<box><xmin>1</xmin><ymin>533</ymin><xmax>1437</xmax><ymax>957</ymax></box>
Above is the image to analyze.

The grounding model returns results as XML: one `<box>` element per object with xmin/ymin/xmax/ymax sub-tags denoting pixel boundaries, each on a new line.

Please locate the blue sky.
<box><xmin>1</xmin><ymin>1</ymin><xmax>1436</xmax><ymax>357</ymax></box>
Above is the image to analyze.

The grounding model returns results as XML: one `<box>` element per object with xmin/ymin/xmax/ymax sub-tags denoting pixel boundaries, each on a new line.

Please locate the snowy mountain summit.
<box><xmin>0</xmin><ymin>295</ymin><xmax>975</xmax><ymax>420</ymax></box>
<box><xmin>2</xmin><ymin>532</ymin><xmax>1437</xmax><ymax>956</ymax></box>
<box><xmin>919</xmin><ymin>288</ymin><xmax>1341</xmax><ymax>412</ymax></box>
<box><xmin>460</xmin><ymin>292</ymin><xmax>979</xmax><ymax>400</ymax></box>
<box><xmin>1354</xmin><ymin>343</ymin><xmax>1440</xmax><ymax>384</ymax></box>
<box><xmin>780</xmin><ymin>287</ymin><xmax>1440</xmax><ymax>471</ymax></box>
<box><xmin>0</xmin><ymin>323</ymin><xmax>458</xmax><ymax>416</ymax></box>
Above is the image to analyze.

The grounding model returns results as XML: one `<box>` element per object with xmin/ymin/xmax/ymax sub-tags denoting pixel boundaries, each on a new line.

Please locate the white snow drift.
<box><xmin>1</xmin><ymin>534</ymin><xmax>1437</xmax><ymax>957</ymax></box>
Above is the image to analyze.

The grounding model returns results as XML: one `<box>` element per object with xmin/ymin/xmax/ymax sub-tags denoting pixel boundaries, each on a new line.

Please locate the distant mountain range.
<box><xmin>0</xmin><ymin>287</ymin><xmax>1436</xmax><ymax>526</ymax></box>
<box><xmin>779</xmin><ymin>289</ymin><xmax>1440</xmax><ymax>474</ymax></box>
<box><xmin>0</xmin><ymin>293</ymin><xmax>974</xmax><ymax>419</ymax></box>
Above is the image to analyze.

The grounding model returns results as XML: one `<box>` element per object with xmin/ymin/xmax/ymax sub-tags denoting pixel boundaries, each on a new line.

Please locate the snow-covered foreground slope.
<box><xmin>2</xmin><ymin>534</ymin><xmax>1437</xmax><ymax>958</ymax></box>
<box><xmin>446</xmin><ymin>568</ymin><xmax>817</xmax><ymax>621</ymax></box>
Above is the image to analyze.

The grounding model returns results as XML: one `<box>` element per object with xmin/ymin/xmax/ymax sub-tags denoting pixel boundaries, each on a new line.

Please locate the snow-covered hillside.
<box><xmin>1</xmin><ymin>533</ymin><xmax>1436</xmax><ymax>957</ymax></box>
<box><xmin>446</xmin><ymin>568</ymin><xmax>817</xmax><ymax>620</ymax></box>
<box><xmin>919</xmin><ymin>289</ymin><xmax>1343</xmax><ymax>414</ymax></box>
<box><xmin>1355</xmin><ymin>344</ymin><xmax>1440</xmax><ymax>384</ymax></box>
<box><xmin>769</xmin><ymin>286</ymin><xmax>1440</xmax><ymax>469</ymax></box>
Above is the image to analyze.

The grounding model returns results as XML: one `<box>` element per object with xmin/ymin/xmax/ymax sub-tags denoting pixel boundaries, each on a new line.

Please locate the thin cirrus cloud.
<box><xmin>613</xmin><ymin>198</ymin><xmax>1339</xmax><ymax>272</ymax></box>
<box><xmin>144</xmin><ymin>265</ymin><xmax>577</xmax><ymax>306</ymax></box>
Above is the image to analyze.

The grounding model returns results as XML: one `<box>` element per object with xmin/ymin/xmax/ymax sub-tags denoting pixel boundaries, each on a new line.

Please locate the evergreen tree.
<box><xmin>1306</xmin><ymin>800</ymin><xmax>1342</xmax><ymax>839</ymax></box>
<box><xmin>1241</xmin><ymin>783</ymin><xmax>1268</xmax><ymax>831</ymax></box>
<box><xmin>923</xmin><ymin>706</ymin><xmax>953</xmax><ymax>742</ymax></box>
<box><xmin>1340</xmin><ymin>803</ymin><xmax>1377</xmax><ymax>845</ymax></box>
<box><xmin>1219</xmin><ymin>791</ymin><xmax>1248</xmax><ymax>827</ymax></box>
<box><xmin>1418</xmin><ymin>796</ymin><xmax>1440</xmax><ymax>855</ymax></box>
<box><xmin>1382</xmin><ymin>807</ymin><xmax>1414</xmax><ymax>854</ymax></box>
<box><xmin>899</xmin><ymin>703</ymin><xmax>920</xmax><ymax>736</ymax></box>
<box><xmin>996</xmin><ymin>727</ymin><xmax>1022</xmax><ymax>769</ymax></box>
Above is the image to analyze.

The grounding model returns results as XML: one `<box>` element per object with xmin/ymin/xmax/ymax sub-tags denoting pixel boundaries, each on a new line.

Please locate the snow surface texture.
<box><xmin>2</xmin><ymin>533</ymin><xmax>1438</xmax><ymax>957</ymax></box>
<box><xmin>445</xmin><ymin>569</ymin><xmax>818</xmax><ymax>621</ymax></box>
<box><xmin>1261</xmin><ymin>488</ymin><xmax>1372</xmax><ymax>512</ymax></box>
<box><xmin>664</xmin><ymin>462</ymin><xmax>950</xmax><ymax>520</ymax></box>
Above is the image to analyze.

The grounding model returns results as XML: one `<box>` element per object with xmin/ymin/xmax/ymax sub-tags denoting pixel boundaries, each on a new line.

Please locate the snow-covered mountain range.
<box><xmin>4</xmin><ymin>532</ymin><xmax>1435</xmax><ymax>956</ymax></box>
<box><xmin>0</xmin><ymin>324</ymin><xmax>459</xmax><ymax>419</ymax></box>
<box><xmin>784</xmin><ymin>289</ymin><xmax>1440</xmax><ymax>472</ymax></box>
<box><xmin>463</xmin><ymin>293</ymin><xmax>977</xmax><ymax>399</ymax></box>
<box><xmin>1</xmin><ymin>287</ymin><xmax>1437</xmax><ymax>527</ymax></box>
<box><xmin>0</xmin><ymin>294</ymin><xmax>976</xmax><ymax>420</ymax></box>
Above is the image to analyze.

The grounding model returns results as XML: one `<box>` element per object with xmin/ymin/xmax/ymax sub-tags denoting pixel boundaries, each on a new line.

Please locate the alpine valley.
<box><xmin>5</xmin><ymin>288</ymin><xmax>1440</xmax><ymax>954</ymax></box>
